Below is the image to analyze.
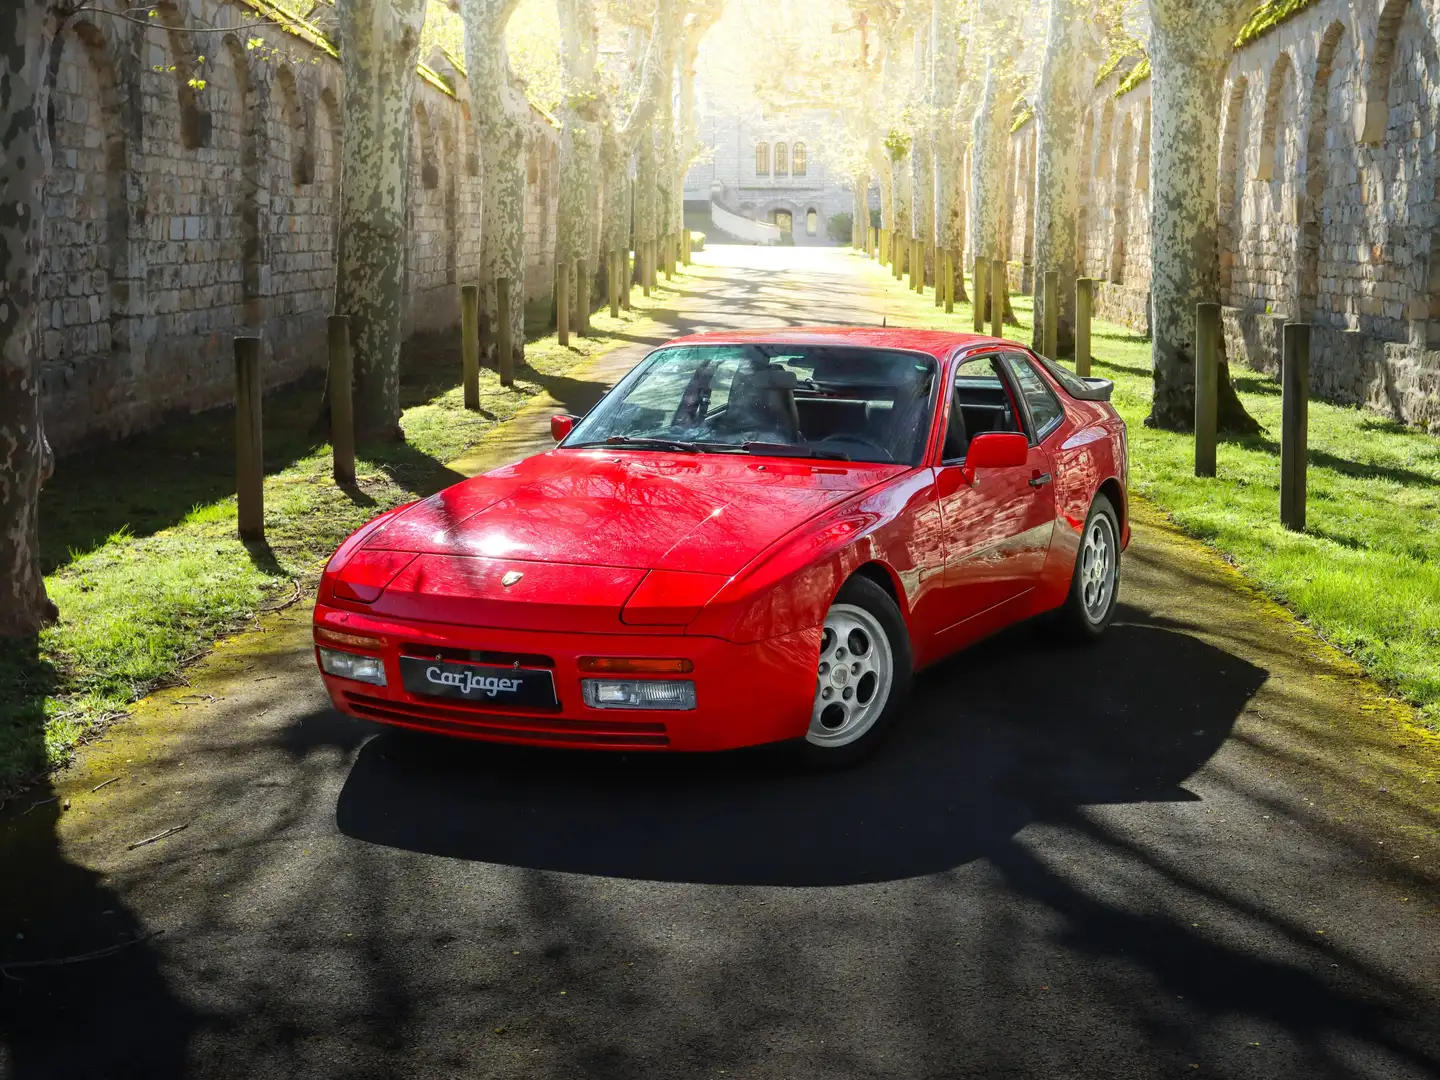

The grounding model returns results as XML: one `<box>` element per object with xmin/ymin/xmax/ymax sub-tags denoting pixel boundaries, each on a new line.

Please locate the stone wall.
<box><xmin>41</xmin><ymin>0</ymin><xmax>558</xmax><ymax>455</ymax></box>
<box><xmin>1007</xmin><ymin>0</ymin><xmax>1440</xmax><ymax>432</ymax></box>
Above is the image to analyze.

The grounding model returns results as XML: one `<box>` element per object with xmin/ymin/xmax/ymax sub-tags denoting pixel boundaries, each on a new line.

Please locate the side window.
<box><xmin>942</xmin><ymin>355</ymin><xmax>1020</xmax><ymax>462</ymax></box>
<box><xmin>1002</xmin><ymin>353</ymin><xmax>1064</xmax><ymax>438</ymax></box>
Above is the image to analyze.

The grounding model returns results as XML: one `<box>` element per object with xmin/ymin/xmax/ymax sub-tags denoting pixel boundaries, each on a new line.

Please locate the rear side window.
<box><xmin>1003</xmin><ymin>354</ymin><xmax>1064</xmax><ymax>438</ymax></box>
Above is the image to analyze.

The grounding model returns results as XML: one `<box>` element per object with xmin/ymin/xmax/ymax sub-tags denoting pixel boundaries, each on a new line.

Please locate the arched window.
<box><xmin>775</xmin><ymin>142</ymin><xmax>789</xmax><ymax>175</ymax></box>
<box><xmin>792</xmin><ymin>142</ymin><xmax>807</xmax><ymax>176</ymax></box>
<box><xmin>755</xmin><ymin>142</ymin><xmax>769</xmax><ymax>176</ymax></box>
<box><xmin>806</xmin><ymin>208</ymin><xmax>818</xmax><ymax>235</ymax></box>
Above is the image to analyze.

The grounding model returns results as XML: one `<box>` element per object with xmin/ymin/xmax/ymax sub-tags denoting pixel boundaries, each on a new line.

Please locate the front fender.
<box><xmin>687</xmin><ymin>471</ymin><xmax>935</xmax><ymax>644</ymax></box>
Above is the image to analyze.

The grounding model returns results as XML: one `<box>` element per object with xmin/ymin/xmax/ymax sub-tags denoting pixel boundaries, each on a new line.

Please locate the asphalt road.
<box><xmin>3</xmin><ymin>247</ymin><xmax>1438</xmax><ymax>1080</ymax></box>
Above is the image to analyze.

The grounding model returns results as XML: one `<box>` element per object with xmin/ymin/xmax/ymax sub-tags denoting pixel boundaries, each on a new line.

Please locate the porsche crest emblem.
<box><xmin>501</xmin><ymin>571</ymin><xmax>524</xmax><ymax>588</ymax></box>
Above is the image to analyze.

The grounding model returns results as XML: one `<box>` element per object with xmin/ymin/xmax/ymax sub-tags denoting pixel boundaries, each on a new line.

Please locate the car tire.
<box><xmin>795</xmin><ymin>575</ymin><xmax>913</xmax><ymax>770</ymax></box>
<box><xmin>1057</xmin><ymin>493</ymin><xmax>1121</xmax><ymax>642</ymax></box>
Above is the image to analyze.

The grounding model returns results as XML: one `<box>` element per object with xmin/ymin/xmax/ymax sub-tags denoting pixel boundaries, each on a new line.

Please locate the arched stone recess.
<box><xmin>1218</xmin><ymin>76</ymin><xmax>1250</xmax><ymax>305</ymax></box>
<box><xmin>1077</xmin><ymin>107</ymin><xmax>1095</xmax><ymax>276</ymax></box>
<box><xmin>440</xmin><ymin>118</ymin><xmax>459</xmax><ymax>284</ymax></box>
<box><xmin>1367</xmin><ymin>0</ymin><xmax>1436</xmax><ymax>343</ymax></box>
<box><xmin>40</xmin><ymin>19</ymin><xmax>135</xmax><ymax>446</ymax></box>
<box><xmin>1092</xmin><ymin>99</ymin><xmax>1114</xmax><ymax>274</ymax></box>
<box><xmin>416</xmin><ymin>102</ymin><xmax>439</xmax><ymax>190</ymax></box>
<box><xmin>274</xmin><ymin>66</ymin><xmax>312</xmax><ymax>185</ymax></box>
<box><xmin>1298</xmin><ymin>22</ymin><xmax>1347</xmax><ymax>323</ymax></box>
<box><xmin>152</xmin><ymin>1</ymin><xmax>210</xmax><ymax>149</ymax></box>
<box><xmin>1256</xmin><ymin>54</ymin><xmax>1293</xmax><ymax>183</ymax></box>
<box><xmin>1131</xmin><ymin>97</ymin><xmax>1151</xmax><ymax>286</ymax></box>
<box><xmin>1258</xmin><ymin>52</ymin><xmax>1299</xmax><ymax>315</ymax></box>
<box><xmin>1110</xmin><ymin>114</ymin><xmax>1133</xmax><ymax>285</ymax></box>
<box><xmin>1356</xmin><ymin>0</ymin><xmax>1410</xmax><ymax>144</ymax></box>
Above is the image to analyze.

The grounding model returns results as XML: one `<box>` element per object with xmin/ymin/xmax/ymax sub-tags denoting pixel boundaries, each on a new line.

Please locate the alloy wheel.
<box><xmin>807</xmin><ymin>603</ymin><xmax>895</xmax><ymax>748</ymax></box>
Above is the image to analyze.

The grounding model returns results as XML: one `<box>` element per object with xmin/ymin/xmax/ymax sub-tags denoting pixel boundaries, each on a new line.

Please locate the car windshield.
<box><xmin>563</xmin><ymin>344</ymin><xmax>938</xmax><ymax>464</ymax></box>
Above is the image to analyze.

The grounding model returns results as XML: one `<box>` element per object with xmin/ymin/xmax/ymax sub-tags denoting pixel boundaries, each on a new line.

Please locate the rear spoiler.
<box><xmin>1073</xmin><ymin>377</ymin><xmax>1114</xmax><ymax>402</ymax></box>
<box><xmin>1034</xmin><ymin>354</ymin><xmax>1114</xmax><ymax>401</ymax></box>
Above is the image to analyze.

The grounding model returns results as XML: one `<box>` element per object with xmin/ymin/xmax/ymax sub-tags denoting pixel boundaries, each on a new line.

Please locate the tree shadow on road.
<box><xmin>335</xmin><ymin>611</ymin><xmax>1255</xmax><ymax>886</ymax></box>
<box><xmin>328</xmin><ymin>607</ymin><xmax>1440</xmax><ymax>1077</ymax></box>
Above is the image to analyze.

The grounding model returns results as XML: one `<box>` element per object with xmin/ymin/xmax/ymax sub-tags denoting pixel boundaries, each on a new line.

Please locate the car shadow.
<box><xmin>335</xmin><ymin>608</ymin><xmax>1266</xmax><ymax>886</ymax></box>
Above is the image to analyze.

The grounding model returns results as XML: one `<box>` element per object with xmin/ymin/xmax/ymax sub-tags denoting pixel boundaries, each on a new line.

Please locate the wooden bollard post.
<box><xmin>1194</xmin><ymin>302</ymin><xmax>1220</xmax><ymax>478</ymax></box>
<box><xmin>556</xmin><ymin>262</ymin><xmax>570</xmax><ymax>346</ymax></box>
<box><xmin>621</xmin><ymin>250</ymin><xmax>632</xmax><ymax>311</ymax></box>
<box><xmin>496</xmin><ymin>276</ymin><xmax>514</xmax><ymax>387</ymax></box>
<box><xmin>234</xmin><ymin>335</ymin><xmax>264</xmax><ymax>540</ymax></box>
<box><xmin>973</xmin><ymin>256</ymin><xmax>987</xmax><ymax>333</ymax></box>
<box><xmin>1075</xmin><ymin>277</ymin><xmax>1093</xmax><ymax>377</ymax></box>
<box><xmin>1281</xmin><ymin>322</ymin><xmax>1310</xmax><ymax>531</ymax></box>
<box><xmin>990</xmin><ymin>258</ymin><xmax>1006</xmax><ymax>339</ymax></box>
<box><xmin>1042</xmin><ymin>270</ymin><xmax>1058</xmax><ymax>359</ymax></box>
<box><xmin>327</xmin><ymin>316</ymin><xmax>355</xmax><ymax>484</ymax></box>
<box><xmin>460</xmin><ymin>286</ymin><xmax>479</xmax><ymax>411</ymax></box>
<box><xmin>934</xmin><ymin>245</ymin><xmax>943</xmax><ymax>307</ymax></box>
<box><xmin>943</xmin><ymin>250</ymin><xmax>954</xmax><ymax>314</ymax></box>
<box><xmin>608</xmin><ymin>250</ymin><xmax>620</xmax><ymax>318</ymax></box>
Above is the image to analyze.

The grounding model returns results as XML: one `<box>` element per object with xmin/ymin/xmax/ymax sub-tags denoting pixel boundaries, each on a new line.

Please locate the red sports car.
<box><xmin>314</xmin><ymin>329</ymin><xmax>1128</xmax><ymax>766</ymax></box>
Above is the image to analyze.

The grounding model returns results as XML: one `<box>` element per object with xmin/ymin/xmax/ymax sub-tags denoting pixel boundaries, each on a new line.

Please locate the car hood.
<box><xmin>365</xmin><ymin>449</ymin><xmax>900</xmax><ymax>575</ymax></box>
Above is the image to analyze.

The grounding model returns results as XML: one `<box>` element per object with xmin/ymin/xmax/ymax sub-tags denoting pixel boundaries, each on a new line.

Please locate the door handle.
<box><xmin>1029</xmin><ymin>472</ymin><xmax>1052</xmax><ymax>488</ymax></box>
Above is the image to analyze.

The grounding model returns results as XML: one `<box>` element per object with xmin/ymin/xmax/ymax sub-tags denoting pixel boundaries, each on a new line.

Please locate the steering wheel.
<box><xmin>818</xmin><ymin>433</ymin><xmax>894</xmax><ymax>461</ymax></box>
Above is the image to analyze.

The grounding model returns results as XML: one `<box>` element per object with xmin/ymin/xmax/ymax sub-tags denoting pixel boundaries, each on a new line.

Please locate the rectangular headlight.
<box><xmin>318</xmin><ymin>647</ymin><xmax>388</xmax><ymax>686</ymax></box>
<box><xmin>581</xmin><ymin>679</ymin><xmax>695</xmax><ymax>711</ymax></box>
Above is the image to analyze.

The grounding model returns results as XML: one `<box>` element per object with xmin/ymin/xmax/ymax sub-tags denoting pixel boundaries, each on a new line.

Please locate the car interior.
<box><xmin>942</xmin><ymin>355</ymin><xmax>1026</xmax><ymax>462</ymax></box>
<box><xmin>681</xmin><ymin>349</ymin><xmax>936</xmax><ymax>462</ymax></box>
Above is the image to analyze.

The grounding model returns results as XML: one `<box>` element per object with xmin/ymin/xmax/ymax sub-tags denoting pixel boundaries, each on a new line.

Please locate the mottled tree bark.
<box><xmin>463</xmin><ymin>0</ymin><xmax>528</xmax><ymax>372</ymax></box>
<box><xmin>968</xmin><ymin>56</ymin><xmax>1016</xmax><ymax>277</ymax></box>
<box><xmin>851</xmin><ymin>174</ymin><xmax>870</xmax><ymax>247</ymax></box>
<box><xmin>675</xmin><ymin>5</ymin><xmax>722</xmax><ymax>253</ymax></box>
<box><xmin>334</xmin><ymin>0</ymin><xmax>426</xmax><ymax>441</ymax></box>
<box><xmin>909</xmin><ymin>23</ymin><xmax>932</xmax><ymax>271</ymax></box>
<box><xmin>890</xmin><ymin>147</ymin><xmax>912</xmax><ymax>267</ymax></box>
<box><xmin>932</xmin><ymin>0</ymin><xmax>965</xmax><ymax>301</ymax></box>
<box><xmin>0</xmin><ymin>0</ymin><xmax>59</xmax><ymax>635</ymax></box>
<box><xmin>1031</xmin><ymin>0</ymin><xmax>1093</xmax><ymax>357</ymax></box>
<box><xmin>599</xmin><ymin>6</ymin><xmax>672</xmax><ymax>280</ymax></box>
<box><xmin>645</xmin><ymin>18</ymin><xmax>681</xmax><ymax>273</ymax></box>
<box><xmin>557</xmin><ymin>0</ymin><xmax>600</xmax><ymax>328</ymax></box>
<box><xmin>1148</xmin><ymin>0</ymin><xmax>1259</xmax><ymax>431</ymax></box>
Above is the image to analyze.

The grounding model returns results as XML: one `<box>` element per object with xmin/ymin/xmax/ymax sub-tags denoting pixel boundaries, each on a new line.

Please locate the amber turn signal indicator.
<box><xmin>577</xmin><ymin>657</ymin><xmax>694</xmax><ymax>674</ymax></box>
<box><xmin>315</xmin><ymin>626</ymin><xmax>387</xmax><ymax>651</ymax></box>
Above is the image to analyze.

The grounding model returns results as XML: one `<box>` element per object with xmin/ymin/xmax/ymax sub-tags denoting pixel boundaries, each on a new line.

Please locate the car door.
<box><xmin>930</xmin><ymin>352</ymin><xmax>1057</xmax><ymax>635</ymax></box>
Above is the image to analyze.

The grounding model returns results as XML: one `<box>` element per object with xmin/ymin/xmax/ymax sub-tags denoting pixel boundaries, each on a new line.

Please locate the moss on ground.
<box><xmin>0</xmin><ymin>281</ymin><xmax>679</xmax><ymax>795</ymax></box>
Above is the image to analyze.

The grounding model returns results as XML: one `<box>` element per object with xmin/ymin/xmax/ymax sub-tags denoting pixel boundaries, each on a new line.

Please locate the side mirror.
<box><xmin>550</xmin><ymin>414</ymin><xmax>578</xmax><ymax>442</ymax></box>
<box><xmin>962</xmin><ymin>432</ymin><xmax>1028</xmax><ymax>484</ymax></box>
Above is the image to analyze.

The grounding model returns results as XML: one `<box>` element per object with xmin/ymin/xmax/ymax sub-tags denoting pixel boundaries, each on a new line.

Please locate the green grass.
<box><xmin>864</xmin><ymin>258</ymin><xmax>1440</xmax><ymax>730</ymax></box>
<box><xmin>0</xmin><ymin>285</ymin><xmax>674</xmax><ymax>796</ymax></box>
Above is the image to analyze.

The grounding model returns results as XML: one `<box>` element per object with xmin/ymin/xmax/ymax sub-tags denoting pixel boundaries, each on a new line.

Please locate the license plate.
<box><xmin>399</xmin><ymin>657</ymin><xmax>559</xmax><ymax>709</ymax></box>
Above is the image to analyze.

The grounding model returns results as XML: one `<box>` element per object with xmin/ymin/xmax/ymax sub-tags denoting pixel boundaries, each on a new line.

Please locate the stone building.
<box><xmin>1003</xmin><ymin>0</ymin><xmax>1440</xmax><ymax>431</ymax></box>
<box><xmin>40</xmin><ymin>0</ymin><xmax>559</xmax><ymax>454</ymax></box>
<box><xmin>682</xmin><ymin>106</ymin><xmax>861</xmax><ymax>244</ymax></box>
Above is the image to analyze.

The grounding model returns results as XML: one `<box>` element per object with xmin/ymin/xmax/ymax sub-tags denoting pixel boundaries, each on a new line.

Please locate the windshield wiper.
<box><xmin>571</xmin><ymin>436</ymin><xmax>702</xmax><ymax>453</ymax></box>
<box><xmin>741</xmin><ymin>442</ymin><xmax>851</xmax><ymax>461</ymax></box>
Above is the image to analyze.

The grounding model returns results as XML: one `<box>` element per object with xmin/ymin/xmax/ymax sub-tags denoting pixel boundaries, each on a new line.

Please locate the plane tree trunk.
<box><xmin>462</xmin><ymin>0</ymin><xmax>528</xmax><ymax>372</ymax></box>
<box><xmin>1147</xmin><ymin>0</ymin><xmax>1260</xmax><ymax>431</ymax></box>
<box><xmin>1031</xmin><ymin>0</ymin><xmax>1093</xmax><ymax>357</ymax></box>
<box><xmin>556</xmin><ymin>0</ymin><xmax>600</xmax><ymax>325</ymax></box>
<box><xmin>0</xmin><ymin>0</ymin><xmax>59</xmax><ymax>635</ymax></box>
<box><xmin>334</xmin><ymin>0</ymin><xmax>426</xmax><ymax>441</ymax></box>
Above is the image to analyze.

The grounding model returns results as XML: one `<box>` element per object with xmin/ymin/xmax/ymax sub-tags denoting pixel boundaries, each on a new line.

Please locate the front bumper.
<box><xmin>314</xmin><ymin>603</ymin><xmax>821</xmax><ymax>752</ymax></box>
